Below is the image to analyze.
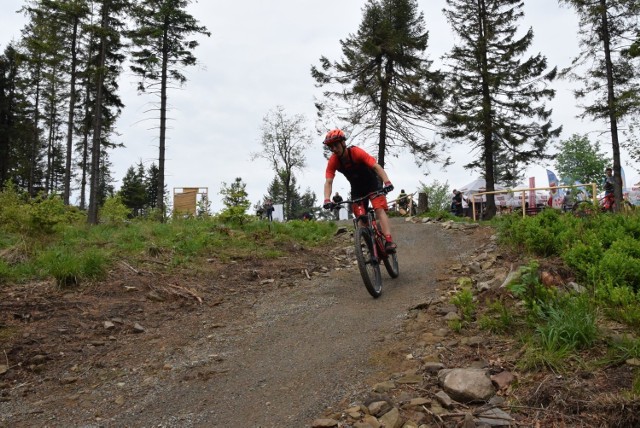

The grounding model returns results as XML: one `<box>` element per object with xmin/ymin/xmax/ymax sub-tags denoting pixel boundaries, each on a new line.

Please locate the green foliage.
<box><xmin>219</xmin><ymin>178</ymin><xmax>251</xmax><ymax>225</ymax></box>
<box><xmin>598</xmin><ymin>237</ymin><xmax>640</xmax><ymax>290</ymax></box>
<box><xmin>518</xmin><ymin>337</ymin><xmax>574</xmax><ymax>373</ymax></box>
<box><xmin>100</xmin><ymin>195</ymin><xmax>132</xmax><ymax>225</ymax></box>
<box><xmin>311</xmin><ymin>0</ymin><xmax>444</xmax><ymax>166</ymax></box>
<box><xmin>441</xmin><ymin>0</ymin><xmax>559</xmax><ymax>192</ymax></box>
<box><xmin>497</xmin><ymin>209</ymin><xmax>570</xmax><ymax>257</ymax></box>
<box><xmin>0</xmin><ymin>181</ymin><xmax>30</xmax><ymax>233</ymax></box>
<box><xmin>596</xmin><ymin>284</ymin><xmax>640</xmax><ymax>328</ymax></box>
<box><xmin>29</xmin><ymin>195</ymin><xmax>79</xmax><ymax>234</ymax></box>
<box><xmin>0</xmin><ymin>186</ymin><xmax>84</xmax><ymax>235</ymax></box>
<box><xmin>507</xmin><ymin>261</ymin><xmax>556</xmax><ymax>317</ymax></box>
<box><xmin>418</xmin><ymin>179</ymin><xmax>450</xmax><ymax>214</ymax></box>
<box><xmin>451</xmin><ymin>288</ymin><xmax>476</xmax><ymax>322</ymax></box>
<box><xmin>606</xmin><ymin>336</ymin><xmax>640</xmax><ymax>366</ymax></box>
<box><xmin>555</xmin><ymin>134</ymin><xmax>610</xmax><ymax>186</ymax></box>
<box><xmin>37</xmin><ymin>247</ymin><xmax>108</xmax><ymax>287</ymax></box>
<box><xmin>479</xmin><ymin>300</ymin><xmax>515</xmax><ymax>334</ymax></box>
<box><xmin>0</xmin><ymin>209</ymin><xmax>340</xmax><ymax>286</ymax></box>
<box><xmin>536</xmin><ymin>294</ymin><xmax>599</xmax><ymax>352</ymax></box>
<box><xmin>448</xmin><ymin>319</ymin><xmax>463</xmax><ymax>334</ymax></box>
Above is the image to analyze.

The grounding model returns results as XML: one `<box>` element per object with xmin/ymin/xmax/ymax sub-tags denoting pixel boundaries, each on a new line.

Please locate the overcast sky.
<box><xmin>1</xmin><ymin>0</ymin><xmax>638</xmax><ymax>212</ymax></box>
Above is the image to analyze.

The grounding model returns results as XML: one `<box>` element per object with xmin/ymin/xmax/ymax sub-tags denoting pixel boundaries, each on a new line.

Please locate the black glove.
<box><xmin>383</xmin><ymin>181</ymin><xmax>394</xmax><ymax>194</ymax></box>
<box><xmin>323</xmin><ymin>200</ymin><xmax>335</xmax><ymax>210</ymax></box>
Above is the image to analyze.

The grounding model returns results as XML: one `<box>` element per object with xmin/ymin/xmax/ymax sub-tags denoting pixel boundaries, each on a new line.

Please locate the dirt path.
<box><xmin>1</xmin><ymin>219</ymin><xmax>485</xmax><ymax>427</ymax></box>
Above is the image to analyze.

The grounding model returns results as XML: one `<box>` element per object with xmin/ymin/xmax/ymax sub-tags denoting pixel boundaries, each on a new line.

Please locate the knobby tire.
<box><xmin>354</xmin><ymin>226</ymin><xmax>382</xmax><ymax>298</ymax></box>
<box><xmin>383</xmin><ymin>251</ymin><xmax>399</xmax><ymax>278</ymax></box>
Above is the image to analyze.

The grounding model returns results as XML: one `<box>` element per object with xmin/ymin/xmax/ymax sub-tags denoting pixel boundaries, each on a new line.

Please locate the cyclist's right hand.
<box><xmin>323</xmin><ymin>200</ymin><xmax>335</xmax><ymax>210</ymax></box>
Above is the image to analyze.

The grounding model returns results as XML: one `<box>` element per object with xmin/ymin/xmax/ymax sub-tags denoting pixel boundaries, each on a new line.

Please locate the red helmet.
<box><xmin>323</xmin><ymin>129</ymin><xmax>346</xmax><ymax>145</ymax></box>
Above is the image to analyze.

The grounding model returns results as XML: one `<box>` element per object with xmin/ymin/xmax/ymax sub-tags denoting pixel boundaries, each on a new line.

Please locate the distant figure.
<box><xmin>602</xmin><ymin>167</ymin><xmax>615</xmax><ymax>210</ymax></box>
<box><xmin>263</xmin><ymin>198</ymin><xmax>274</xmax><ymax>221</ymax></box>
<box><xmin>397</xmin><ymin>189</ymin><xmax>409</xmax><ymax>213</ymax></box>
<box><xmin>452</xmin><ymin>189</ymin><xmax>463</xmax><ymax>216</ymax></box>
<box><xmin>332</xmin><ymin>192</ymin><xmax>343</xmax><ymax>220</ymax></box>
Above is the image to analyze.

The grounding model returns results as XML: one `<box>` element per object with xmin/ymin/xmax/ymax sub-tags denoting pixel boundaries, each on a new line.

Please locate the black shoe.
<box><xmin>385</xmin><ymin>240</ymin><xmax>397</xmax><ymax>253</ymax></box>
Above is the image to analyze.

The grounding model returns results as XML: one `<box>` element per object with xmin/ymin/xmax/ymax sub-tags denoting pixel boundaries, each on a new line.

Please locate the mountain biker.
<box><xmin>602</xmin><ymin>167</ymin><xmax>615</xmax><ymax>209</ymax></box>
<box><xmin>322</xmin><ymin>129</ymin><xmax>397</xmax><ymax>253</ymax></box>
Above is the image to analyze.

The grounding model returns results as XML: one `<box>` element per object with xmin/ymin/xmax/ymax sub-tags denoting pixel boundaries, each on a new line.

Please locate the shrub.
<box><xmin>100</xmin><ymin>195</ymin><xmax>131</xmax><ymax>225</ymax></box>
<box><xmin>29</xmin><ymin>195</ymin><xmax>73</xmax><ymax>233</ymax></box>
<box><xmin>451</xmin><ymin>288</ymin><xmax>476</xmax><ymax>322</ymax></box>
<box><xmin>0</xmin><ymin>183</ymin><xmax>31</xmax><ymax>233</ymax></box>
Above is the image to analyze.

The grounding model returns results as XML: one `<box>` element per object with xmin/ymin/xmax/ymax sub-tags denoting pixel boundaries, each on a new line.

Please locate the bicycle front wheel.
<box><xmin>354</xmin><ymin>227</ymin><xmax>383</xmax><ymax>298</ymax></box>
<box><xmin>383</xmin><ymin>251</ymin><xmax>399</xmax><ymax>279</ymax></box>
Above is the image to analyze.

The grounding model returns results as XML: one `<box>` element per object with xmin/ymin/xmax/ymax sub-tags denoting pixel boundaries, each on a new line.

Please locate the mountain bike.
<box><xmin>330</xmin><ymin>190</ymin><xmax>399</xmax><ymax>298</ymax></box>
<box><xmin>572</xmin><ymin>194</ymin><xmax>635</xmax><ymax>217</ymax></box>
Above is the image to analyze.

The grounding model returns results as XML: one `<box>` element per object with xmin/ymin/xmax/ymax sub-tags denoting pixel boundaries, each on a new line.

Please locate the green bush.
<box><xmin>100</xmin><ymin>195</ymin><xmax>132</xmax><ymax>225</ymax></box>
<box><xmin>0</xmin><ymin>183</ymin><xmax>31</xmax><ymax>234</ymax></box>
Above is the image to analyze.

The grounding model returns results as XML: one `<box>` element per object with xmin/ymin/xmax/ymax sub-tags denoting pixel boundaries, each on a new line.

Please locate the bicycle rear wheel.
<box><xmin>354</xmin><ymin>227</ymin><xmax>383</xmax><ymax>298</ymax></box>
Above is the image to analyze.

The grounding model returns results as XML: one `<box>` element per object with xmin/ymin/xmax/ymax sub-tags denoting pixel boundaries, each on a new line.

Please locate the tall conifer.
<box><xmin>441</xmin><ymin>0</ymin><xmax>560</xmax><ymax>218</ymax></box>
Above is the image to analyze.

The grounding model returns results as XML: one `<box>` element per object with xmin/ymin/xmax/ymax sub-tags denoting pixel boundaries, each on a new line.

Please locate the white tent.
<box><xmin>457</xmin><ymin>178</ymin><xmax>507</xmax><ymax>202</ymax></box>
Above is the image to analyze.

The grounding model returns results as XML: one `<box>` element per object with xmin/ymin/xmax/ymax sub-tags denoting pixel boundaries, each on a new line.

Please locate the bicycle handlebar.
<box><xmin>332</xmin><ymin>189</ymin><xmax>388</xmax><ymax>207</ymax></box>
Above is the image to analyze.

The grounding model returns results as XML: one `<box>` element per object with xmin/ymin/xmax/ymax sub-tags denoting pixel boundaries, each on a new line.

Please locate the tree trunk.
<box><xmin>377</xmin><ymin>59</ymin><xmax>393</xmax><ymax>169</ymax></box>
<box><xmin>478</xmin><ymin>0</ymin><xmax>496</xmax><ymax>219</ymax></box>
<box><xmin>30</xmin><ymin>67</ymin><xmax>41</xmax><ymax>197</ymax></box>
<box><xmin>87</xmin><ymin>0</ymin><xmax>109</xmax><ymax>224</ymax></box>
<box><xmin>157</xmin><ymin>17</ymin><xmax>170</xmax><ymax>221</ymax></box>
<box><xmin>64</xmin><ymin>17</ymin><xmax>79</xmax><ymax>205</ymax></box>
<box><xmin>599</xmin><ymin>0</ymin><xmax>623</xmax><ymax>211</ymax></box>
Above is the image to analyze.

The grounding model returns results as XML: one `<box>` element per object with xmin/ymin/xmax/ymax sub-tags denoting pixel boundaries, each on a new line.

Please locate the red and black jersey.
<box><xmin>325</xmin><ymin>146</ymin><xmax>381</xmax><ymax>198</ymax></box>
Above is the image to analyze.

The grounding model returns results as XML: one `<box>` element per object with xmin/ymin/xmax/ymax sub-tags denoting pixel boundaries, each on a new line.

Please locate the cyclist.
<box><xmin>602</xmin><ymin>167</ymin><xmax>615</xmax><ymax>210</ymax></box>
<box><xmin>322</xmin><ymin>129</ymin><xmax>397</xmax><ymax>253</ymax></box>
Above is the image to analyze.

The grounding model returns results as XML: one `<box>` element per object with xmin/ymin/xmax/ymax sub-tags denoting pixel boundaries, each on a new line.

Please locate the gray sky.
<box><xmin>1</xmin><ymin>0</ymin><xmax>637</xmax><ymax>211</ymax></box>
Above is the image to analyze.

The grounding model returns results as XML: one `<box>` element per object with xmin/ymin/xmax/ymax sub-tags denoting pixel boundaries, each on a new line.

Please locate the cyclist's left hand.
<box><xmin>383</xmin><ymin>181</ymin><xmax>394</xmax><ymax>194</ymax></box>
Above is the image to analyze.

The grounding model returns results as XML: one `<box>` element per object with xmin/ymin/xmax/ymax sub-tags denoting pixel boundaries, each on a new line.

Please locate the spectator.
<box><xmin>332</xmin><ymin>192</ymin><xmax>343</xmax><ymax>220</ymax></box>
<box><xmin>452</xmin><ymin>189</ymin><xmax>463</xmax><ymax>216</ymax></box>
<box><xmin>263</xmin><ymin>198</ymin><xmax>274</xmax><ymax>221</ymax></box>
<box><xmin>397</xmin><ymin>189</ymin><xmax>409</xmax><ymax>213</ymax></box>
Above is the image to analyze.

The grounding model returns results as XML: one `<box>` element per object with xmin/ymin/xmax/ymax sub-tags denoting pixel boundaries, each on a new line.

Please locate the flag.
<box><xmin>546</xmin><ymin>169</ymin><xmax>565</xmax><ymax>198</ymax></box>
<box><xmin>546</xmin><ymin>169</ymin><xmax>559</xmax><ymax>188</ymax></box>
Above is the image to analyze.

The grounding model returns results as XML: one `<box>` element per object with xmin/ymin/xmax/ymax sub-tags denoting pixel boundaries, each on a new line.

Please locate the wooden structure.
<box><xmin>173</xmin><ymin>187</ymin><xmax>208</xmax><ymax>216</ymax></box>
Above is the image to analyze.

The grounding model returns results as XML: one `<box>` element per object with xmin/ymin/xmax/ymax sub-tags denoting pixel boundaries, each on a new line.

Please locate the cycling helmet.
<box><xmin>323</xmin><ymin>129</ymin><xmax>346</xmax><ymax>145</ymax></box>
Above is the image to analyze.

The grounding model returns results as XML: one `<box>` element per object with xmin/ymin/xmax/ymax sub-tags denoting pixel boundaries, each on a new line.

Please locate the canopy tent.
<box><xmin>457</xmin><ymin>178</ymin><xmax>507</xmax><ymax>200</ymax></box>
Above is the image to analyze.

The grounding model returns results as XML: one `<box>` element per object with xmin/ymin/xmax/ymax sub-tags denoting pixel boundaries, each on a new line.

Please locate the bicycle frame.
<box><xmin>336</xmin><ymin>190</ymin><xmax>389</xmax><ymax>260</ymax></box>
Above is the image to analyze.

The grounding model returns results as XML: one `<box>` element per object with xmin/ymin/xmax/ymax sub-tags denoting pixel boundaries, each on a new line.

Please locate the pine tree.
<box><xmin>86</xmin><ymin>0</ymin><xmax>128</xmax><ymax>224</ymax></box>
<box><xmin>559</xmin><ymin>0</ymin><xmax>640</xmax><ymax>210</ymax></box>
<box><xmin>311</xmin><ymin>0</ymin><xmax>444</xmax><ymax>167</ymax></box>
<box><xmin>441</xmin><ymin>0</ymin><xmax>560</xmax><ymax>219</ymax></box>
<box><xmin>145</xmin><ymin>161</ymin><xmax>161</xmax><ymax>211</ymax></box>
<box><xmin>119</xmin><ymin>162</ymin><xmax>147</xmax><ymax>217</ymax></box>
<box><xmin>128</xmin><ymin>0</ymin><xmax>210</xmax><ymax>220</ymax></box>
